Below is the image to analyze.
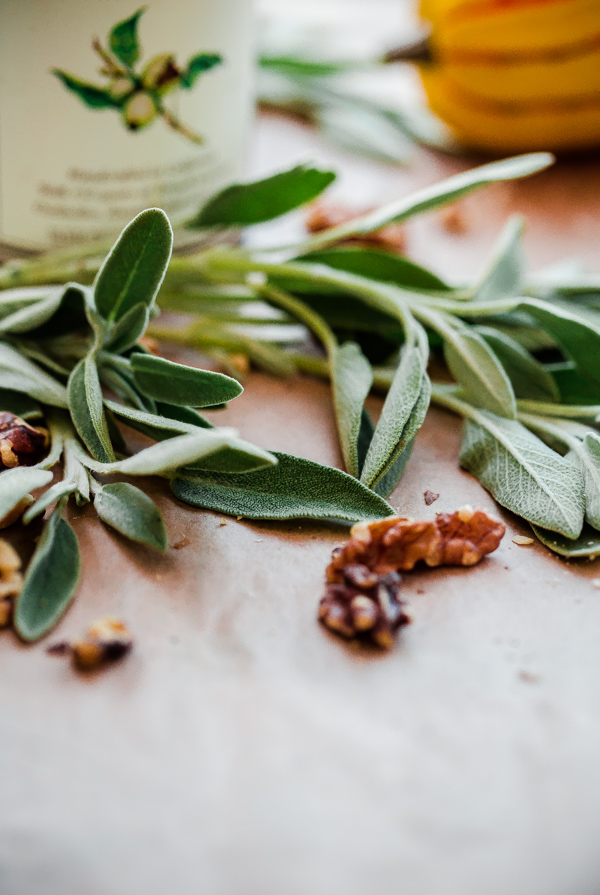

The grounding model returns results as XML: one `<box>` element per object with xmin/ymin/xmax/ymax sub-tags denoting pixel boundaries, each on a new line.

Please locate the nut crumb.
<box><xmin>172</xmin><ymin>537</ymin><xmax>190</xmax><ymax>550</ymax></box>
<box><xmin>440</xmin><ymin>204</ymin><xmax>469</xmax><ymax>235</ymax></box>
<box><xmin>306</xmin><ymin>202</ymin><xmax>407</xmax><ymax>254</ymax></box>
<box><xmin>48</xmin><ymin>617</ymin><xmax>133</xmax><ymax>671</ymax></box>
<box><xmin>219</xmin><ymin>520</ymin><xmax>228</xmax><ymax>527</ymax></box>
<box><xmin>0</xmin><ymin>539</ymin><xmax>22</xmax><ymax>626</ymax></box>
<box><xmin>236</xmin><ymin>516</ymin><xmax>242</xmax><ymax>521</ymax></box>
<box><xmin>512</xmin><ymin>535</ymin><xmax>534</xmax><ymax>546</ymax></box>
<box><xmin>424</xmin><ymin>490</ymin><xmax>439</xmax><ymax>506</ymax></box>
<box><xmin>518</xmin><ymin>670</ymin><xmax>540</xmax><ymax>684</ymax></box>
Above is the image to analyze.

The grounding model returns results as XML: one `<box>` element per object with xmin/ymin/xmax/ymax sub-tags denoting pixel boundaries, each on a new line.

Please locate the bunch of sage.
<box><xmin>4</xmin><ymin>151</ymin><xmax>600</xmax><ymax>579</ymax></box>
<box><xmin>0</xmin><ymin>207</ymin><xmax>393</xmax><ymax>642</ymax></box>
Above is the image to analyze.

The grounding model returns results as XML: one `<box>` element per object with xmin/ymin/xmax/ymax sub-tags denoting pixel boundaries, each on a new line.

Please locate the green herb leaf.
<box><xmin>372</xmin><ymin>435</ymin><xmax>416</xmax><ymax>499</ymax></box>
<box><xmin>315</xmin><ymin>102</ymin><xmax>413</xmax><ymax>165</ymax></box>
<box><xmin>68</xmin><ymin>358</ymin><xmax>115</xmax><ymax>463</ymax></box>
<box><xmin>570</xmin><ymin>434</ymin><xmax>600</xmax><ymax>530</ymax></box>
<box><xmin>549</xmin><ymin>364</ymin><xmax>600</xmax><ymax>405</ymax></box>
<box><xmin>180</xmin><ymin>53</ymin><xmax>222</xmax><ymax>89</ymax></box>
<box><xmin>105</xmin><ymin>399</ymin><xmax>201</xmax><ymax>441</ymax></box>
<box><xmin>53</xmin><ymin>71</ymin><xmax>120</xmax><ymax>109</ymax></box>
<box><xmin>109</xmin><ymin>8</ymin><xmax>144</xmax><ymax>67</ymax></box>
<box><xmin>22</xmin><ymin>481</ymin><xmax>77</xmax><ymax>525</ymax></box>
<box><xmin>531</xmin><ymin>523</ymin><xmax>600</xmax><ymax>557</ymax></box>
<box><xmin>0</xmin><ymin>343</ymin><xmax>68</xmax><ymax>407</ymax></box>
<box><xmin>94</xmin><ymin>208</ymin><xmax>173</xmax><ymax>321</ymax></box>
<box><xmin>473</xmin><ymin>216</ymin><xmax>525</xmax><ymax>302</ymax></box>
<box><xmin>14</xmin><ymin>508</ymin><xmax>81</xmax><ymax>641</ymax></box>
<box><xmin>180</xmin><ymin>441</ymin><xmax>278</xmax><ymax>475</ymax></box>
<box><xmin>298</xmin><ymin>247</ymin><xmax>450</xmax><ymax>292</ymax></box>
<box><xmin>95</xmin><ymin>482</ymin><xmax>167</xmax><ymax>551</ymax></box>
<box><xmin>104</xmin><ymin>302</ymin><xmax>149</xmax><ymax>353</ymax></box>
<box><xmin>425</xmin><ymin>312</ymin><xmax>517</xmax><ymax>418</ymax></box>
<box><xmin>130</xmin><ymin>353</ymin><xmax>243</xmax><ymax>407</ymax></box>
<box><xmin>522</xmin><ymin>300</ymin><xmax>600</xmax><ymax>390</ymax></box>
<box><xmin>0</xmin><ymin>467</ymin><xmax>53</xmax><ymax>522</ymax></box>
<box><xmin>172</xmin><ymin>451</ymin><xmax>394</xmax><ymax>522</ymax></box>
<box><xmin>475</xmin><ymin>326</ymin><xmax>559</xmax><ymax>402</ymax></box>
<box><xmin>155</xmin><ymin>402</ymin><xmax>213</xmax><ymax>428</ymax></box>
<box><xmin>459</xmin><ymin>413</ymin><xmax>584</xmax><ymax>539</ymax></box>
<box><xmin>101</xmin><ymin>430</ymin><xmax>275</xmax><ymax>476</ymax></box>
<box><xmin>190</xmin><ymin>164</ymin><xmax>336</xmax><ymax>228</ymax></box>
<box><xmin>301</xmin><ymin>153</ymin><xmax>554</xmax><ymax>251</ymax></box>
<box><xmin>360</xmin><ymin>345</ymin><xmax>428</xmax><ymax>488</ymax></box>
<box><xmin>0</xmin><ymin>287</ymin><xmax>63</xmax><ymax>334</ymax></box>
<box><xmin>331</xmin><ymin>341</ymin><xmax>373</xmax><ymax>477</ymax></box>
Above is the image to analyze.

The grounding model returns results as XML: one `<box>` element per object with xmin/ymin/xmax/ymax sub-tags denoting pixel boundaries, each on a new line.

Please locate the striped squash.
<box><xmin>417</xmin><ymin>0</ymin><xmax>600</xmax><ymax>152</ymax></box>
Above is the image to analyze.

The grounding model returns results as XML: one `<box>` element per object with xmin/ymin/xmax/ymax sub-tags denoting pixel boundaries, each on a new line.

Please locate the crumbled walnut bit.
<box><xmin>0</xmin><ymin>412</ymin><xmax>48</xmax><ymax>471</ymax></box>
<box><xmin>327</xmin><ymin>506</ymin><xmax>505</xmax><ymax>580</ymax></box>
<box><xmin>306</xmin><ymin>202</ymin><xmax>407</xmax><ymax>254</ymax></box>
<box><xmin>424</xmin><ymin>490</ymin><xmax>439</xmax><ymax>506</ymax></box>
<box><xmin>172</xmin><ymin>537</ymin><xmax>190</xmax><ymax>550</ymax></box>
<box><xmin>512</xmin><ymin>535</ymin><xmax>534</xmax><ymax>546</ymax></box>
<box><xmin>440</xmin><ymin>204</ymin><xmax>469</xmax><ymax>234</ymax></box>
<box><xmin>48</xmin><ymin>617</ymin><xmax>133</xmax><ymax>671</ymax></box>
<box><xmin>0</xmin><ymin>539</ymin><xmax>22</xmax><ymax>627</ymax></box>
<box><xmin>319</xmin><ymin>564</ymin><xmax>412</xmax><ymax>649</ymax></box>
<box><xmin>138</xmin><ymin>335</ymin><xmax>160</xmax><ymax>354</ymax></box>
<box><xmin>228</xmin><ymin>353</ymin><xmax>250</xmax><ymax>376</ymax></box>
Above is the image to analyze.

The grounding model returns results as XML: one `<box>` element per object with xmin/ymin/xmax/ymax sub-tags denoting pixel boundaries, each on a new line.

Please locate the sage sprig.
<box><xmin>0</xmin><ymin>205</ymin><xmax>393</xmax><ymax>642</ymax></box>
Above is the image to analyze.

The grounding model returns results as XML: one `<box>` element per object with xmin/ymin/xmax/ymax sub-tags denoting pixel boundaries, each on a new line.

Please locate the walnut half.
<box><xmin>327</xmin><ymin>506</ymin><xmax>505</xmax><ymax>582</ymax></box>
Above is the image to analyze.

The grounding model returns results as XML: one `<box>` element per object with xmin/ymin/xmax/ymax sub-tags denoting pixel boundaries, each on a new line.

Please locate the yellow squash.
<box><xmin>416</xmin><ymin>0</ymin><xmax>600</xmax><ymax>152</ymax></box>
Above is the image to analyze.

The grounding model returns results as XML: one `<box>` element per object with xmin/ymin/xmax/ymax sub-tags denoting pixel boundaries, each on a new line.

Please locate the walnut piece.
<box><xmin>306</xmin><ymin>202</ymin><xmax>407</xmax><ymax>254</ymax></box>
<box><xmin>48</xmin><ymin>617</ymin><xmax>133</xmax><ymax>671</ymax></box>
<box><xmin>0</xmin><ymin>412</ymin><xmax>48</xmax><ymax>471</ymax></box>
<box><xmin>327</xmin><ymin>506</ymin><xmax>505</xmax><ymax>581</ymax></box>
<box><xmin>0</xmin><ymin>539</ymin><xmax>22</xmax><ymax>627</ymax></box>
<box><xmin>319</xmin><ymin>564</ymin><xmax>412</xmax><ymax>649</ymax></box>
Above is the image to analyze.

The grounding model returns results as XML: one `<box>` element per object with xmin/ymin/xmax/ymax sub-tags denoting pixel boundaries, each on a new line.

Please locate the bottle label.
<box><xmin>0</xmin><ymin>0</ymin><xmax>253</xmax><ymax>250</ymax></box>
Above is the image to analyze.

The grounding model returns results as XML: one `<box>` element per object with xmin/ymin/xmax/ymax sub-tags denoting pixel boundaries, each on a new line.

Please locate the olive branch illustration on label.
<box><xmin>53</xmin><ymin>7</ymin><xmax>222</xmax><ymax>144</ymax></box>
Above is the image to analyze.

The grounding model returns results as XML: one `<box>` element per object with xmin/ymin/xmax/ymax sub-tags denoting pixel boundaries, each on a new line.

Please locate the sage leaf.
<box><xmin>101</xmin><ymin>430</ymin><xmax>275</xmax><ymax>476</ymax></box>
<box><xmin>130</xmin><ymin>354</ymin><xmax>243</xmax><ymax>407</ymax></box>
<box><xmin>94</xmin><ymin>208</ymin><xmax>173</xmax><ymax>321</ymax></box>
<box><xmin>373</xmin><ymin>436</ymin><xmax>416</xmax><ymax>499</ymax></box>
<box><xmin>475</xmin><ymin>326</ymin><xmax>560</xmax><ymax>402</ymax></box>
<box><xmin>68</xmin><ymin>358</ymin><xmax>115</xmax><ymax>463</ymax></box>
<box><xmin>531</xmin><ymin>523</ymin><xmax>600</xmax><ymax>558</ymax></box>
<box><xmin>52</xmin><ymin>71</ymin><xmax>119</xmax><ymax>109</ymax></box>
<box><xmin>356</xmin><ymin>408</ymin><xmax>375</xmax><ymax>478</ymax></box>
<box><xmin>180</xmin><ymin>441</ymin><xmax>278</xmax><ymax>475</ymax></box>
<box><xmin>298</xmin><ymin>247</ymin><xmax>450</xmax><ymax>292</ymax></box>
<box><xmin>332</xmin><ymin>341</ymin><xmax>373</xmax><ymax>477</ymax></box>
<box><xmin>105</xmin><ymin>400</ymin><xmax>201</xmax><ymax>441</ymax></box>
<box><xmin>190</xmin><ymin>164</ymin><xmax>336</xmax><ymax>228</ymax></box>
<box><xmin>302</xmin><ymin>153</ymin><xmax>553</xmax><ymax>251</ymax></box>
<box><xmin>428</xmin><ymin>313</ymin><xmax>517</xmax><ymax>418</ymax></box>
<box><xmin>0</xmin><ymin>286</ymin><xmax>55</xmax><ymax>319</ymax></box>
<box><xmin>521</xmin><ymin>300</ymin><xmax>600</xmax><ymax>389</ymax></box>
<box><xmin>360</xmin><ymin>345</ymin><xmax>428</xmax><ymax>488</ymax></box>
<box><xmin>95</xmin><ymin>483</ymin><xmax>167</xmax><ymax>552</ymax></box>
<box><xmin>0</xmin><ymin>467</ymin><xmax>53</xmax><ymax>522</ymax></box>
<box><xmin>14</xmin><ymin>509</ymin><xmax>81</xmax><ymax>641</ymax></box>
<box><xmin>172</xmin><ymin>451</ymin><xmax>394</xmax><ymax>522</ymax></box>
<box><xmin>572</xmin><ymin>434</ymin><xmax>600</xmax><ymax>530</ymax></box>
<box><xmin>0</xmin><ymin>287</ymin><xmax>63</xmax><ymax>334</ymax></box>
<box><xmin>315</xmin><ymin>102</ymin><xmax>413</xmax><ymax>165</ymax></box>
<box><xmin>155</xmin><ymin>402</ymin><xmax>212</xmax><ymax>429</ymax></box>
<box><xmin>0</xmin><ymin>343</ymin><xmax>68</xmax><ymax>407</ymax></box>
<box><xmin>473</xmin><ymin>216</ymin><xmax>525</xmax><ymax>302</ymax></box>
<box><xmin>109</xmin><ymin>8</ymin><xmax>143</xmax><ymax>67</ymax></box>
<box><xmin>104</xmin><ymin>302</ymin><xmax>148</xmax><ymax>353</ymax></box>
<box><xmin>22</xmin><ymin>481</ymin><xmax>77</xmax><ymax>525</ymax></box>
<box><xmin>459</xmin><ymin>413</ymin><xmax>584</xmax><ymax>539</ymax></box>
<box><xmin>180</xmin><ymin>53</ymin><xmax>222</xmax><ymax>89</ymax></box>
<box><xmin>549</xmin><ymin>364</ymin><xmax>600</xmax><ymax>405</ymax></box>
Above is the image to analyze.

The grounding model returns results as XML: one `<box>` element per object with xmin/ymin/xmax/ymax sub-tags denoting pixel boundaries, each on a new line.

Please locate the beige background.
<box><xmin>2</xmin><ymin>31</ymin><xmax>600</xmax><ymax>895</ymax></box>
